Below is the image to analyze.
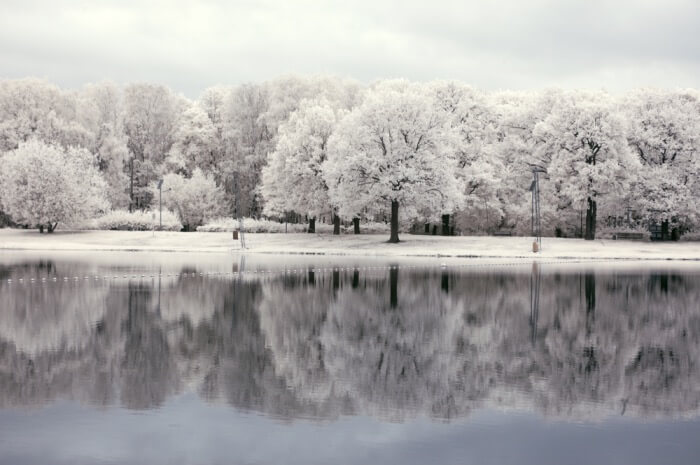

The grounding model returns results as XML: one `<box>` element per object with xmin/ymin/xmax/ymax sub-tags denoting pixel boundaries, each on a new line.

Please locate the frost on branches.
<box><xmin>430</xmin><ymin>81</ymin><xmax>502</xmax><ymax>234</ymax></box>
<box><xmin>261</xmin><ymin>98</ymin><xmax>343</xmax><ymax>234</ymax></box>
<box><xmin>0</xmin><ymin>139</ymin><xmax>108</xmax><ymax>232</ymax></box>
<box><xmin>534</xmin><ymin>91</ymin><xmax>639</xmax><ymax>240</ymax></box>
<box><xmin>325</xmin><ymin>80</ymin><xmax>463</xmax><ymax>243</ymax></box>
<box><xmin>152</xmin><ymin>169</ymin><xmax>225</xmax><ymax>231</ymax></box>
<box><xmin>166</xmin><ymin>105</ymin><xmax>218</xmax><ymax>178</ymax></box>
<box><xmin>623</xmin><ymin>89</ymin><xmax>700</xmax><ymax>237</ymax></box>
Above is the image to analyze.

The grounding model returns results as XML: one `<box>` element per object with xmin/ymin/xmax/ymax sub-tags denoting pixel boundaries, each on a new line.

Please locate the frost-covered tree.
<box><xmin>77</xmin><ymin>82</ymin><xmax>130</xmax><ymax>209</ymax></box>
<box><xmin>0</xmin><ymin>78</ymin><xmax>90</xmax><ymax>152</ymax></box>
<box><xmin>533</xmin><ymin>91</ymin><xmax>639</xmax><ymax>240</ymax></box>
<box><xmin>166</xmin><ymin>105</ymin><xmax>218</xmax><ymax>177</ymax></box>
<box><xmin>123</xmin><ymin>83</ymin><xmax>185</xmax><ymax>211</ymax></box>
<box><xmin>153</xmin><ymin>169</ymin><xmax>225</xmax><ymax>231</ymax></box>
<box><xmin>430</xmin><ymin>81</ymin><xmax>502</xmax><ymax>234</ymax></box>
<box><xmin>224</xmin><ymin>75</ymin><xmax>360</xmax><ymax>218</ymax></box>
<box><xmin>222</xmin><ymin>83</ymin><xmax>271</xmax><ymax>217</ymax></box>
<box><xmin>492</xmin><ymin>89</ymin><xmax>575</xmax><ymax>235</ymax></box>
<box><xmin>261</xmin><ymin>98</ymin><xmax>343</xmax><ymax>233</ymax></box>
<box><xmin>622</xmin><ymin>89</ymin><xmax>700</xmax><ymax>236</ymax></box>
<box><xmin>197</xmin><ymin>86</ymin><xmax>230</xmax><ymax>184</ymax></box>
<box><xmin>0</xmin><ymin>139</ymin><xmax>108</xmax><ymax>232</ymax></box>
<box><xmin>325</xmin><ymin>80</ymin><xmax>463</xmax><ymax>243</ymax></box>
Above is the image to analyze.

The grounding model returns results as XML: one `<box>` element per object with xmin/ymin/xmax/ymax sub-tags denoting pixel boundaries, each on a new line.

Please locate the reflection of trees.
<box><xmin>0</xmin><ymin>261</ymin><xmax>120</xmax><ymax>408</ymax></box>
<box><xmin>258</xmin><ymin>275</ymin><xmax>332</xmax><ymax>402</ymax></box>
<box><xmin>505</xmin><ymin>271</ymin><xmax>700</xmax><ymax>418</ymax></box>
<box><xmin>2</xmin><ymin>261</ymin><xmax>700</xmax><ymax>422</ymax></box>
<box><xmin>320</xmin><ymin>275</ymin><xmax>469</xmax><ymax>420</ymax></box>
<box><xmin>0</xmin><ymin>262</ymin><xmax>109</xmax><ymax>355</ymax></box>
<box><xmin>120</xmin><ymin>283</ymin><xmax>177</xmax><ymax>409</ymax></box>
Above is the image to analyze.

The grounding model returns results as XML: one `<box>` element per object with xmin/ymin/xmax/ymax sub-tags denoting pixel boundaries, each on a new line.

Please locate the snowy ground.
<box><xmin>2</xmin><ymin>228</ymin><xmax>700</xmax><ymax>261</ymax></box>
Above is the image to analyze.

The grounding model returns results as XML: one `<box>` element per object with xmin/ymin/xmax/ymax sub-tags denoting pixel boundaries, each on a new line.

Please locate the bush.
<box><xmin>198</xmin><ymin>217</ymin><xmax>392</xmax><ymax>234</ymax></box>
<box><xmin>198</xmin><ymin>217</ymin><xmax>306</xmax><ymax>233</ymax></box>
<box><xmin>151</xmin><ymin>170</ymin><xmax>225</xmax><ymax>231</ymax></box>
<box><xmin>92</xmin><ymin>209</ymin><xmax>182</xmax><ymax>231</ymax></box>
<box><xmin>680</xmin><ymin>230</ymin><xmax>700</xmax><ymax>241</ymax></box>
<box><xmin>596</xmin><ymin>226</ymin><xmax>650</xmax><ymax>241</ymax></box>
<box><xmin>343</xmin><ymin>221</ymin><xmax>390</xmax><ymax>234</ymax></box>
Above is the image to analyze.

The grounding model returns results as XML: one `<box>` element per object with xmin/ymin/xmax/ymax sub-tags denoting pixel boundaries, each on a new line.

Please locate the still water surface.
<box><xmin>1</xmin><ymin>251</ymin><xmax>700</xmax><ymax>465</ymax></box>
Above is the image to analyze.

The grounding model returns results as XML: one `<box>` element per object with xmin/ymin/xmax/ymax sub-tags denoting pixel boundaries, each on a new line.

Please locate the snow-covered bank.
<box><xmin>2</xmin><ymin>229</ymin><xmax>700</xmax><ymax>261</ymax></box>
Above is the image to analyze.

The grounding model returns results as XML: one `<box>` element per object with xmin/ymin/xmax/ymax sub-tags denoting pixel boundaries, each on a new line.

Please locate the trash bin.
<box><xmin>233</xmin><ymin>230</ymin><xmax>239</xmax><ymax>240</ymax></box>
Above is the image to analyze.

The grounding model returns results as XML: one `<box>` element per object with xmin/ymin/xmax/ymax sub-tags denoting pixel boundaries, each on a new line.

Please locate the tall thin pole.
<box><xmin>535</xmin><ymin>171</ymin><xmax>542</xmax><ymax>250</ymax></box>
<box><xmin>531</xmin><ymin>188</ymin><xmax>535</xmax><ymax>236</ymax></box>
<box><xmin>157</xmin><ymin>179</ymin><xmax>163</xmax><ymax>231</ymax></box>
<box><xmin>530</xmin><ymin>262</ymin><xmax>540</xmax><ymax>344</ymax></box>
<box><xmin>233</xmin><ymin>173</ymin><xmax>246</xmax><ymax>249</ymax></box>
<box><xmin>530</xmin><ymin>169</ymin><xmax>542</xmax><ymax>251</ymax></box>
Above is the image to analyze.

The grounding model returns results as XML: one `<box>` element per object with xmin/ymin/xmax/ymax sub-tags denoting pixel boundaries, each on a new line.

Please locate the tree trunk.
<box><xmin>129</xmin><ymin>157</ymin><xmax>134</xmax><ymax>213</ymax></box>
<box><xmin>39</xmin><ymin>225</ymin><xmax>44</xmax><ymax>234</ymax></box>
<box><xmin>389</xmin><ymin>200</ymin><xmax>399</xmax><ymax>243</ymax></box>
<box><xmin>352</xmin><ymin>269</ymin><xmax>359</xmax><ymax>288</ymax></box>
<box><xmin>661</xmin><ymin>220</ymin><xmax>669</xmax><ymax>240</ymax></box>
<box><xmin>332</xmin><ymin>269</ymin><xmax>340</xmax><ymax>292</ymax></box>
<box><xmin>584</xmin><ymin>197</ymin><xmax>596</xmax><ymax>240</ymax></box>
<box><xmin>47</xmin><ymin>222</ymin><xmax>57</xmax><ymax>233</ymax></box>
<box><xmin>389</xmin><ymin>266</ymin><xmax>398</xmax><ymax>308</ymax></box>
<box><xmin>441</xmin><ymin>214</ymin><xmax>450</xmax><ymax>236</ymax></box>
<box><xmin>585</xmin><ymin>273</ymin><xmax>596</xmax><ymax>336</ymax></box>
<box><xmin>671</xmin><ymin>227</ymin><xmax>680</xmax><ymax>241</ymax></box>
<box><xmin>308</xmin><ymin>217</ymin><xmax>316</xmax><ymax>233</ymax></box>
<box><xmin>353</xmin><ymin>217</ymin><xmax>360</xmax><ymax>234</ymax></box>
<box><xmin>333</xmin><ymin>213</ymin><xmax>340</xmax><ymax>235</ymax></box>
<box><xmin>424</xmin><ymin>223</ymin><xmax>430</xmax><ymax>234</ymax></box>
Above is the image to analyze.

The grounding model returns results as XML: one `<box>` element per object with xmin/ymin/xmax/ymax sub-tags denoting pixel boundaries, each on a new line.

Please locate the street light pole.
<box><xmin>157</xmin><ymin>179</ymin><xmax>163</xmax><ymax>231</ymax></box>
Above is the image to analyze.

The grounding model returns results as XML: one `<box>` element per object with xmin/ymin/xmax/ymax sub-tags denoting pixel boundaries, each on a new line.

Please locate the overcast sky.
<box><xmin>1</xmin><ymin>0</ymin><xmax>699</xmax><ymax>97</ymax></box>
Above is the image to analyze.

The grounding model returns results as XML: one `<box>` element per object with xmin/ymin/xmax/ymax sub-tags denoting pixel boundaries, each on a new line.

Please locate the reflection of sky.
<box><xmin>1</xmin><ymin>394</ymin><xmax>700</xmax><ymax>465</ymax></box>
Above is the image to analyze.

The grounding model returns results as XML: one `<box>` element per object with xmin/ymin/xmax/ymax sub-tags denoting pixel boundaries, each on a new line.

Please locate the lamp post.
<box><xmin>157</xmin><ymin>179</ymin><xmax>163</xmax><ymax>231</ymax></box>
<box><xmin>529</xmin><ymin>168</ymin><xmax>546</xmax><ymax>252</ymax></box>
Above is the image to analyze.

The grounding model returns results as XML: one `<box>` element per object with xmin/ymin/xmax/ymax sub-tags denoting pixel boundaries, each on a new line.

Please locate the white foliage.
<box><xmin>0</xmin><ymin>139</ymin><xmax>108</xmax><ymax>229</ymax></box>
<box><xmin>77</xmin><ymin>82</ymin><xmax>131</xmax><ymax>209</ymax></box>
<box><xmin>166</xmin><ymin>105</ymin><xmax>218</xmax><ymax>176</ymax></box>
<box><xmin>92</xmin><ymin>208</ymin><xmax>182</xmax><ymax>231</ymax></box>
<box><xmin>0</xmin><ymin>78</ymin><xmax>91</xmax><ymax>151</ymax></box>
<box><xmin>533</xmin><ymin>91</ymin><xmax>640</xmax><ymax>229</ymax></box>
<box><xmin>261</xmin><ymin>98</ymin><xmax>342</xmax><ymax>218</ymax></box>
<box><xmin>325</xmin><ymin>80</ymin><xmax>464</xmax><ymax>222</ymax></box>
<box><xmin>152</xmin><ymin>169</ymin><xmax>226</xmax><ymax>230</ymax></box>
<box><xmin>622</xmin><ymin>88</ymin><xmax>700</xmax><ymax>224</ymax></box>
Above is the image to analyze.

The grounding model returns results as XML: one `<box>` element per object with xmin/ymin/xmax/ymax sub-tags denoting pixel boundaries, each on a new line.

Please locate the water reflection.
<box><xmin>1</xmin><ymin>260</ymin><xmax>699</xmax><ymax>422</ymax></box>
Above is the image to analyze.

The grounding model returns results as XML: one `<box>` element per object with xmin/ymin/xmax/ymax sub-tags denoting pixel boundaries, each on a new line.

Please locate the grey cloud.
<box><xmin>0</xmin><ymin>0</ymin><xmax>698</xmax><ymax>97</ymax></box>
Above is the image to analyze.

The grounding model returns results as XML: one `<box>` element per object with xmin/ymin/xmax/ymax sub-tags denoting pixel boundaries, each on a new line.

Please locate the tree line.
<box><xmin>0</xmin><ymin>76</ymin><xmax>698</xmax><ymax>240</ymax></box>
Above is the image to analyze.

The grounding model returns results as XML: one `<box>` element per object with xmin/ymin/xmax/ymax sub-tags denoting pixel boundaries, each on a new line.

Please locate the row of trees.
<box><xmin>1</xmin><ymin>77</ymin><xmax>698</xmax><ymax>240</ymax></box>
<box><xmin>262</xmin><ymin>81</ymin><xmax>700</xmax><ymax>241</ymax></box>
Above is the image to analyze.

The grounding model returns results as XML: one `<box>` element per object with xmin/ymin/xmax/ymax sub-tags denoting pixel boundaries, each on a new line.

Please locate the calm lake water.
<box><xmin>1</xmin><ymin>251</ymin><xmax>700</xmax><ymax>465</ymax></box>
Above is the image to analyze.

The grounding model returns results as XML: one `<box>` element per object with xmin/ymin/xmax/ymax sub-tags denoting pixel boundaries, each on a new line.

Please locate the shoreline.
<box><xmin>2</xmin><ymin>229</ymin><xmax>700</xmax><ymax>261</ymax></box>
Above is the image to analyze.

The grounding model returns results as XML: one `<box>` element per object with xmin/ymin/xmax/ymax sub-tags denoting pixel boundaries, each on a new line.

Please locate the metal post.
<box><xmin>531</xmin><ymin>187</ymin><xmax>535</xmax><ymax>236</ymax></box>
<box><xmin>534</xmin><ymin>171</ymin><xmax>541</xmax><ymax>250</ymax></box>
<box><xmin>157</xmin><ymin>179</ymin><xmax>163</xmax><ymax>231</ymax></box>
<box><xmin>232</xmin><ymin>174</ymin><xmax>246</xmax><ymax>249</ymax></box>
<box><xmin>529</xmin><ymin>169</ymin><xmax>544</xmax><ymax>252</ymax></box>
<box><xmin>530</xmin><ymin>261</ymin><xmax>540</xmax><ymax>344</ymax></box>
